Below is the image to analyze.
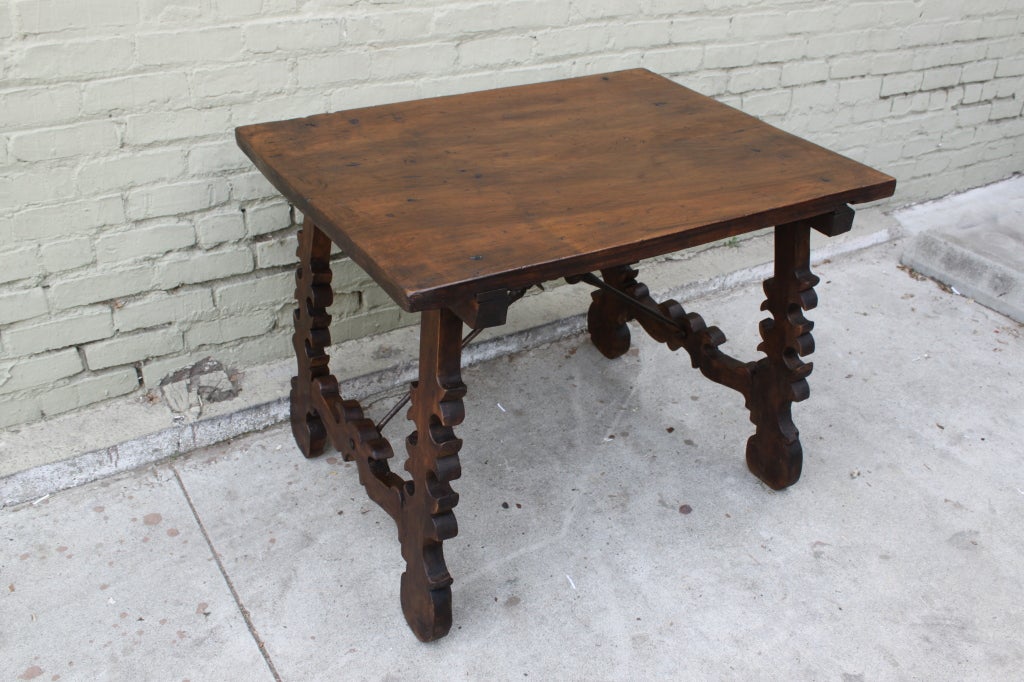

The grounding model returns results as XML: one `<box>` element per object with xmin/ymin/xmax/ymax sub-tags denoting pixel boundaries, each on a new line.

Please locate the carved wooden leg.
<box><xmin>575</xmin><ymin>219</ymin><xmax>824</xmax><ymax>491</ymax></box>
<box><xmin>579</xmin><ymin>265</ymin><xmax>752</xmax><ymax>392</ymax></box>
<box><xmin>399</xmin><ymin>307</ymin><xmax>465</xmax><ymax>641</ymax></box>
<box><xmin>289</xmin><ymin>220</ymin><xmax>465</xmax><ymax>640</ymax></box>
<box><xmin>586</xmin><ymin>265</ymin><xmax>637</xmax><ymax>358</ymax></box>
<box><xmin>290</xmin><ymin>219</ymin><xmax>333</xmax><ymax>458</ymax></box>
<box><xmin>745</xmin><ymin>222</ymin><xmax>819</xmax><ymax>490</ymax></box>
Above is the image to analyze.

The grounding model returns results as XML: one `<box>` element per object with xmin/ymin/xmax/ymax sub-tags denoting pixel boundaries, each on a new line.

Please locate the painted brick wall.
<box><xmin>1</xmin><ymin>0</ymin><xmax>1022</xmax><ymax>429</ymax></box>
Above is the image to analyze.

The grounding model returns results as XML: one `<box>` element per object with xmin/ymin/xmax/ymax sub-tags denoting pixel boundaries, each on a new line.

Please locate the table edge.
<box><xmin>399</xmin><ymin>177</ymin><xmax>896</xmax><ymax>311</ymax></box>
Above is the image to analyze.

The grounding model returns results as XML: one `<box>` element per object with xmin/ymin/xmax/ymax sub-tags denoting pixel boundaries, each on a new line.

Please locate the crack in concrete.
<box><xmin>172</xmin><ymin>466</ymin><xmax>282</xmax><ymax>682</ymax></box>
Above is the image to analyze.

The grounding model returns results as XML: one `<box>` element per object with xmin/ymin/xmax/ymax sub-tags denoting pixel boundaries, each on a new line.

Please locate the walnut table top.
<box><xmin>236</xmin><ymin>68</ymin><xmax>895</xmax><ymax>312</ymax></box>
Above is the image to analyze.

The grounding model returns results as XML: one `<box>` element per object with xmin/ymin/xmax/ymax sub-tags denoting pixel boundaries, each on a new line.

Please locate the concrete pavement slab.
<box><xmin>0</xmin><ymin>467</ymin><xmax>275</xmax><ymax>681</ymax></box>
<box><xmin>898</xmin><ymin>176</ymin><xmax>1024</xmax><ymax>322</ymax></box>
<box><xmin>168</xmin><ymin>242</ymin><xmax>1023</xmax><ymax>679</ymax></box>
<box><xmin>3</xmin><ymin>241</ymin><xmax>1022</xmax><ymax>679</ymax></box>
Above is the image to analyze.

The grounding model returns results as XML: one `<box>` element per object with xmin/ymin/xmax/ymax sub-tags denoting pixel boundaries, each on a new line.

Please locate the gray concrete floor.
<box><xmin>899</xmin><ymin>176</ymin><xmax>1024</xmax><ymax>323</ymax></box>
<box><xmin>2</xmin><ymin>241</ymin><xmax>1023</xmax><ymax>681</ymax></box>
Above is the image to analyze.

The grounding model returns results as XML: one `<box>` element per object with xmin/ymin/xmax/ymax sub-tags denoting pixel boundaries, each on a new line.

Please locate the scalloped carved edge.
<box><xmin>745</xmin><ymin>222</ymin><xmax>819</xmax><ymax>490</ymax></box>
<box><xmin>398</xmin><ymin>308</ymin><xmax>464</xmax><ymax>641</ymax></box>
<box><xmin>588</xmin><ymin>264</ymin><xmax>753</xmax><ymax>394</ymax></box>
<box><xmin>289</xmin><ymin>220</ymin><xmax>463</xmax><ymax>642</ymax></box>
<box><xmin>290</xmin><ymin>221</ymin><xmax>333</xmax><ymax>458</ymax></box>
<box><xmin>584</xmin><ymin>221</ymin><xmax>823</xmax><ymax>490</ymax></box>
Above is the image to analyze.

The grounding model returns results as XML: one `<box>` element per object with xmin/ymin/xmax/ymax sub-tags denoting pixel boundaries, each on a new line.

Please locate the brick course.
<box><xmin>3</xmin><ymin>306</ymin><xmax>114</xmax><ymax>355</ymax></box>
<box><xmin>0</xmin><ymin>349</ymin><xmax>83</xmax><ymax>396</ymax></box>
<box><xmin>0</xmin><ymin>0</ymin><xmax>1021</xmax><ymax>429</ymax></box>
<box><xmin>84</xmin><ymin>327</ymin><xmax>183</xmax><ymax>370</ymax></box>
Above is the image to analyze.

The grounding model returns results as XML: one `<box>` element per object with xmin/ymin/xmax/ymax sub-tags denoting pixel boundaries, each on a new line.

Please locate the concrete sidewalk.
<box><xmin>2</xmin><ymin>240</ymin><xmax>1023</xmax><ymax>680</ymax></box>
<box><xmin>899</xmin><ymin>176</ymin><xmax>1024</xmax><ymax>323</ymax></box>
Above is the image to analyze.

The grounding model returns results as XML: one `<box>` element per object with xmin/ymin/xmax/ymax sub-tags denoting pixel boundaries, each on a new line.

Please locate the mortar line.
<box><xmin>172</xmin><ymin>465</ymin><xmax>283</xmax><ymax>682</ymax></box>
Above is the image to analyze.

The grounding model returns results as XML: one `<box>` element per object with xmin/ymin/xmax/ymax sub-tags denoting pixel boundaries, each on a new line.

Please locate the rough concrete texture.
<box><xmin>1</xmin><ymin>468</ymin><xmax>273</xmax><ymax>680</ymax></box>
<box><xmin>898</xmin><ymin>176</ymin><xmax>1024</xmax><ymax>323</ymax></box>
<box><xmin>3</xmin><ymin>242</ymin><xmax>1022</xmax><ymax>680</ymax></box>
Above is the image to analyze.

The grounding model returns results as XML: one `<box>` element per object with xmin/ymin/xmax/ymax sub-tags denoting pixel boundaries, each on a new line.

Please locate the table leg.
<box><xmin>290</xmin><ymin>220</ymin><xmax>332</xmax><ymax>458</ymax></box>
<box><xmin>399</xmin><ymin>307</ymin><xmax>464</xmax><ymax>641</ymax></box>
<box><xmin>745</xmin><ymin>221</ymin><xmax>819</xmax><ymax>489</ymax></box>
<box><xmin>586</xmin><ymin>265</ymin><xmax>636</xmax><ymax>359</ymax></box>
<box><xmin>579</xmin><ymin>221</ymin><xmax>820</xmax><ymax>490</ymax></box>
<box><xmin>289</xmin><ymin>220</ymin><xmax>463</xmax><ymax>640</ymax></box>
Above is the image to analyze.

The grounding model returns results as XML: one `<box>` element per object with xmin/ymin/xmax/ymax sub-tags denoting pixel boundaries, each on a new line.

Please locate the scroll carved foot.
<box><xmin>399</xmin><ymin>308</ymin><xmax>465</xmax><ymax>641</ymax></box>
<box><xmin>745</xmin><ymin>222</ymin><xmax>819</xmax><ymax>490</ymax></box>
<box><xmin>290</xmin><ymin>220</ymin><xmax>334</xmax><ymax>458</ymax></box>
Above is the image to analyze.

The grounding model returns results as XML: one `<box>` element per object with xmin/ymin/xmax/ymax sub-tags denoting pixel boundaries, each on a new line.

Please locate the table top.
<box><xmin>236</xmin><ymin>68</ymin><xmax>895</xmax><ymax>312</ymax></box>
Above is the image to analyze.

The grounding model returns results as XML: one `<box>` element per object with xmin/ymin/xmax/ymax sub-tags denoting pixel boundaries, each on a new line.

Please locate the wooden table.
<box><xmin>236</xmin><ymin>68</ymin><xmax>896</xmax><ymax>641</ymax></box>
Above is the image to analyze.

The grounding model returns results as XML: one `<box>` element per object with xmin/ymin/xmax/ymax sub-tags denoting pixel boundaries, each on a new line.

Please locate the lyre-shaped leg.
<box><xmin>745</xmin><ymin>222</ymin><xmax>819</xmax><ymax>490</ymax></box>
<box><xmin>579</xmin><ymin>222</ymin><xmax>821</xmax><ymax>491</ymax></box>
<box><xmin>289</xmin><ymin>220</ymin><xmax>463</xmax><ymax>641</ymax></box>
<box><xmin>400</xmin><ymin>307</ymin><xmax>465</xmax><ymax>641</ymax></box>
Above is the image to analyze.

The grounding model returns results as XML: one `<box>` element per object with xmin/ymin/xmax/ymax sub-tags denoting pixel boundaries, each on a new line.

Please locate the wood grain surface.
<box><xmin>237</xmin><ymin>68</ymin><xmax>896</xmax><ymax>311</ymax></box>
